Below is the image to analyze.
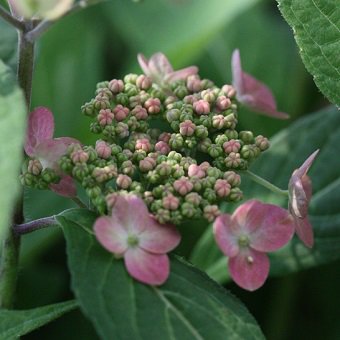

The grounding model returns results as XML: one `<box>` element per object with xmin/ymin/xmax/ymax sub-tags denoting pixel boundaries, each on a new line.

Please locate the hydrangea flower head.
<box><xmin>231</xmin><ymin>49</ymin><xmax>289</xmax><ymax>120</ymax></box>
<box><xmin>137</xmin><ymin>52</ymin><xmax>198</xmax><ymax>88</ymax></box>
<box><xmin>288</xmin><ymin>150</ymin><xmax>319</xmax><ymax>248</ymax></box>
<box><xmin>24</xmin><ymin>107</ymin><xmax>80</xmax><ymax>197</ymax></box>
<box><xmin>213</xmin><ymin>200</ymin><xmax>294</xmax><ymax>291</ymax></box>
<box><xmin>94</xmin><ymin>194</ymin><xmax>181</xmax><ymax>285</ymax></box>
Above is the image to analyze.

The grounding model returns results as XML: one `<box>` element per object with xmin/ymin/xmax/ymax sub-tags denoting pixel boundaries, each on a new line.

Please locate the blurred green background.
<box><xmin>1</xmin><ymin>0</ymin><xmax>338</xmax><ymax>339</ymax></box>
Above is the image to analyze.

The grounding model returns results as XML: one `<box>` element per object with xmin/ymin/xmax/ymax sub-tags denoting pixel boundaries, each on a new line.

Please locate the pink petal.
<box><xmin>124</xmin><ymin>248</ymin><xmax>169</xmax><ymax>285</ymax></box>
<box><xmin>149</xmin><ymin>52</ymin><xmax>174</xmax><ymax>76</ymax></box>
<box><xmin>229</xmin><ymin>249</ymin><xmax>269</xmax><ymax>291</ymax></box>
<box><xmin>25</xmin><ymin>107</ymin><xmax>54</xmax><ymax>156</ymax></box>
<box><xmin>165</xmin><ymin>66</ymin><xmax>199</xmax><ymax>83</ymax></box>
<box><xmin>139</xmin><ymin>218</ymin><xmax>181</xmax><ymax>254</ymax></box>
<box><xmin>213</xmin><ymin>214</ymin><xmax>239</xmax><ymax>257</ymax></box>
<box><xmin>34</xmin><ymin>139</ymin><xmax>69</xmax><ymax>170</ymax></box>
<box><xmin>231</xmin><ymin>49</ymin><xmax>289</xmax><ymax>120</ymax></box>
<box><xmin>94</xmin><ymin>215</ymin><xmax>128</xmax><ymax>255</ymax></box>
<box><xmin>294</xmin><ymin>150</ymin><xmax>319</xmax><ymax>179</ymax></box>
<box><xmin>249</xmin><ymin>204</ymin><xmax>295</xmax><ymax>252</ymax></box>
<box><xmin>293</xmin><ymin>215</ymin><xmax>314</xmax><ymax>248</ymax></box>
<box><xmin>50</xmin><ymin>175</ymin><xmax>76</xmax><ymax>197</ymax></box>
<box><xmin>111</xmin><ymin>195</ymin><xmax>151</xmax><ymax>234</ymax></box>
<box><xmin>137</xmin><ymin>53</ymin><xmax>151</xmax><ymax>77</ymax></box>
<box><xmin>289</xmin><ymin>174</ymin><xmax>309</xmax><ymax>218</ymax></box>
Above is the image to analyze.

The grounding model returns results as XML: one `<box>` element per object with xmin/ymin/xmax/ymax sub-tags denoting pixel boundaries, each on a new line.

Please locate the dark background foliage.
<box><xmin>1</xmin><ymin>0</ymin><xmax>338</xmax><ymax>339</ymax></box>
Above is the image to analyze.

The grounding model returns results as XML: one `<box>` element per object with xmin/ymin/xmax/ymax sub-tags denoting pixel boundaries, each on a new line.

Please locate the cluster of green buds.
<box><xmin>22</xmin><ymin>55</ymin><xmax>270</xmax><ymax>225</ymax></box>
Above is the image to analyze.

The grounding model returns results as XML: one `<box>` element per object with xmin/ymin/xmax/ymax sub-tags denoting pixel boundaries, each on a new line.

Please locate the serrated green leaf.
<box><xmin>276</xmin><ymin>0</ymin><xmax>340</xmax><ymax>104</ymax></box>
<box><xmin>57</xmin><ymin>209</ymin><xmax>264</xmax><ymax>340</ymax></box>
<box><xmin>191</xmin><ymin>106</ymin><xmax>340</xmax><ymax>283</ymax></box>
<box><xmin>0</xmin><ymin>300</ymin><xmax>77</xmax><ymax>339</ymax></box>
<box><xmin>0</xmin><ymin>60</ymin><xmax>26</xmax><ymax>246</ymax></box>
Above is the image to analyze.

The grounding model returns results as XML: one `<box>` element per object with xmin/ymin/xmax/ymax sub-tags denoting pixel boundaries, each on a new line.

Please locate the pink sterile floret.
<box><xmin>113</xmin><ymin>105</ymin><xmax>129</xmax><ymax>121</ymax></box>
<box><xmin>193</xmin><ymin>99</ymin><xmax>210</xmax><ymax>115</ymax></box>
<box><xmin>288</xmin><ymin>150</ymin><xmax>319</xmax><ymax>248</ymax></box>
<box><xmin>94</xmin><ymin>194</ymin><xmax>181</xmax><ymax>285</ymax></box>
<box><xmin>223</xmin><ymin>139</ymin><xmax>241</xmax><ymax>154</ymax></box>
<box><xmin>213</xmin><ymin>200</ymin><xmax>294</xmax><ymax>291</ymax></box>
<box><xmin>24</xmin><ymin>107</ymin><xmax>80</xmax><ymax>197</ymax></box>
<box><xmin>155</xmin><ymin>141</ymin><xmax>170</xmax><ymax>155</ymax></box>
<box><xmin>137</xmin><ymin>52</ymin><xmax>198</xmax><ymax>87</ymax></box>
<box><xmin>173</xmin><ymin>177</ymin><xmax>194</xmax><ymax>195</ymax></box>
<box><xmin>179</xmin><ymin>120</ymin><xmax>196</xmax><ymax>136</ymax></box>
<box><xmin>231</xmin><ymin>49</ymin><xmax>289</xmax><ymax>120</ymax></box>
<box><xmin>135</xmin><ymin>138</ymin><xmax>152</xmax><ymax>152</ymax></box>
<box><xmin>187</xmin><ymin>164</ymin><xmax>206</xmax><ymax>179</ymax></box>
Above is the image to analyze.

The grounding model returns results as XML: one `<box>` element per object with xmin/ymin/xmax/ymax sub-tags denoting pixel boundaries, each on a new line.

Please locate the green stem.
<box><xmin>0</xmin><ymin>4</ymin><xmax>24</xmax><ymax>30</ymax></box>
<box><xmin>245</xmin><ymin>170</ymin><xmax>289</xmax><ymax>197</ymax></box>
<box><xmin>0</xmin><ymin>23</ymin><xmax>36</xmax><ymax>309</ymax></box>
<box><xmin>71</xmin><ymin>197</ymin><xmax>87</xmax><ymax>209</ymax></box>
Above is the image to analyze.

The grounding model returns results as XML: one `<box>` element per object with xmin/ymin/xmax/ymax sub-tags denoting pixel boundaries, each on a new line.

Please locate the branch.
<box><xmin>0</xmin><ymin>4</ymin><xmax>24</xmax><ymax>30</ymax></box>
<box><xmin>13</xmin><ymin>216</ymin><xmax>57</xmax><ymax>235</ymax></box>
<box><xmin>25</xmin><ymin>0</ymin><xmax>108</xmax><ymax>42</ymax></box>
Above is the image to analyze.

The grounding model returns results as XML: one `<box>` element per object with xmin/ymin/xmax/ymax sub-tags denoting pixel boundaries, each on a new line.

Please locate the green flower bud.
<box><xmin>86</xmin><ymin>186</ymin><xmax>102</xmax><ymax>199</ymax></box>
<box><xmin>36</xmin><ymin>179</ymin><xmax>49</xmax><ymax>190</ymax></box>
<box><xmin>72</xmin><ymin>163</ymin><xmax>89</xmax><ymax>181</ymax></box>
<box><xmin>168</xmin><ymin>151</ymin><xmax>182</xmax><ymax>162</ymax></box>
<box><xmin>207</xmin><ymin>167</ymin><xmax>222</xmax><ymax>179</ymax></box>
<box><xmin>208</xmin><ymin>144</ymin><xmax>223</xmax><ymax>158</ymax></box>
<box><xmin>173</xmin><ymin>85</ymin><xmax>189</xmax><ymax>99</ymax></box>
<box><xmin>20</xmin><ymin>172</ymin><xmax>35</xmax><ymax>186</ymax></box>
<box><xmin>185</xmin><ymin>192</ymin><xmax>202</xmax><ymax>206</ymax></box>
<box><xmin>82</xmin><ymin>176</ymin><xmax>97</xmax><ymax>188</ymax></box>
<box><xmin>239</xmin><ymin>131</ymin><xmax>254</xmax><ymax>144</ymax></box>
<box><xmin>93</xmin><ymin>195</ymin><xmax>107</xmax><ymax>215</ymax></box>
<box><xmin>90</xmin><ymin>122</ymin><xmax>103</xmax><ymax>134</ymax></box>
<box><xmin>147</xmin><ymin>170</ymin><xmax>161</xmax><ymax>184</ymax></box>
<box><xmin>41</xmin><ymin>168</ymin><xmax>58</xmax><ymax>183</ymax></box>
<box><xmin>195</xmin><ymin>125</ymin><xmax>209</xmax><ymax>139</ymax></box>
<box><xmin>212</xmin><ymin>157</ymin><xmax>225</xmax><ymax>170</ymax></box>
<box><xmin>170</xmin><ymin>211</ymin><xmax>183</xmax><ymax>225</ymax></box>
<box><xmin>84</xmin><ymin>146</ymin><xmax>98</xmax><ymax>162</ymax></box>
<box><xmin>121</xmin><ymin>160</ymin><xmax>135</xmax><ymax>176</ymax></box>
<box><xmin>59</xmin><ymin>156</ymin><xmax>73</xmax><ymax>173</ymax></box>
<box><xmin>169</xmin><ymin>133</ymin><xmax>184</xmax><ymax>150</ymax></box>
<box><xmin>181</xmin><ymin>202</ymin><xmax>196</xmax><ymax>218</ymax></box>
<box><xmin>96</xmin><ymin>81</ymin><xmax>109</xmax><ymax>89</ymax></box>
<box><xmin>96</xmin><ymin>88</ymin><xmax>113</xmax><ymax>99</ymax></box>
<box><xmin>201</xmin><ymin>176</ymin><xmax>216</xmax><ymax>189</ymax></box>
<box><xmin>224</xmin><ymin>129</ymin><xmax>238</xmax><ymax>140</ymax></box>
<box><xmin>166</xmin><ymin>109</ymin><xmax>181</xmax><ymax>123</ymax></box>
<box><xmin>172</xmin><ymin>164</ymin><xmax>185</xmax><ymax>179</ymax></box>
<box><xmin>215</xmin><ymin>134</ymin><xmax>229</xmax><ymax>146</ymax></box>
<box><xmin>224</xmin><ymin>113</ymin><xmax>237</xmax><ymax>129</ymax></box>
<box><xmin>184</xmin><ymin>136</ymin><xmax>197</xmax><ymax>149</ymax></box>
<box><xmin>155</xmin><ymin>209</ymin><xmax>171</xmax><ymax>224</ymax></box>
<box><xmin>229</xmin><ymin>187</ymin><xmax>243</xmax><ymax>201</ymax></box>
<box><xmin>116</xmin><ymin>93</ymin><xmax>129</xmax><ymax>106</ymax></box>
<box><xmin>151</xmin><ymin>199</ymin><xmax>163</xmax><ymax>212</ymax></box>
<box><xmin>124</xmin><ymin>73</ymin><xmax>138</xmax><ymax>84</ymax></box>
<box><xmin>81</xmin><ymin>100</ymin><xmax>96</xmax><ymax>117</ymax></box>
<box><xmin>102</xmin><ymin>125</ymin><xmax>116</xmax><ymax>140</ymax></box>
<box><xmin>198</xmin><ymin>115</ymin><xmax>211</xmax><ymax>128</ymax></box>
<box><xmin>203</xmin><ymin>188</ymin><xmax>217</xmax><ymax>203</ymax></box>
<box><xmin>170</xmin><ymin>121</ymin><xmax>180</xmax><ymax>132</ymax></box>
<box><xmin>156</xmin><ymin>162</ymin><xmax>172</xmax><ymax>176</ymax></box>
<box><xmin>198</xmin><ymin>138</ymin><xmax>212</xmax><ymax>153</ymax></box>
<box><xmin>255</xmin><ymin>135</ymin><xmax>270</xmax><ymax>151</ymax></box>
<box><xmin>111</xmin><ymin>144</ymin><xmax>123</xmax><ymax>155</ymax></box>
<box><xmin>124</xmin><ymin>83</ymin><xmax>139</xmax><ymax>97</ymax></box>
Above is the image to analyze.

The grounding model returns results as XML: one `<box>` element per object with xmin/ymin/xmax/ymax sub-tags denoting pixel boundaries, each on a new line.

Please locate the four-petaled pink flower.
<box><xmin>231</xmin><ymin>49</ymin><xmax>289</xmax><ymax>120</ymax></box>
<box><xmin>137</xmin><ymin>52</ymin><xmax>198</xmax><ymax>88</ymax></box>
<box><xmin>94</xmin><ymin>195</ymin><xmax>181</xmax><ymax>285</ymax></box>
<box><xmin>24</xmin><ymin>107</ymin><xmax>80</xmax><ymax>197</ymax></box>
<box><xmin>213</xmin><ymin>200</ymin><xmax>294</xmax><ymax>291</ymax></box>
<box><xmin>288</xmin><ymin>150</ymin><xmax>319</xmax><ymax>248</ymax></box>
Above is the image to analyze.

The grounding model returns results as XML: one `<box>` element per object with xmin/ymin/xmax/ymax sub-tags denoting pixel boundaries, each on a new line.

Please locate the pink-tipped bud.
<box><xmin>221</xmin><ymin>84</ymin><xmax>236</xmax><ymax>98</ymax></box>
<box><xmin>199</xmin><ymin>161</ymin><xmax>211</xmax><ymax>172</ymax></box>
<box><xmin>158</xmin><ymin>132</ymin><xmax>171</xmax><ymax>143</ymax></box>
<box><xmin>212</xmin><ymin>115</ymin><xmax>225</xmax><ymax>129</ymax></box>
<box><xmin>144</xmin><ymin>98</ymin><xmax>161</xmax><ymax>114</ymax></box>
<box><xmin>216</xmin><ymin>95</ymin><xmax>231</xmax><ymax>110</ymax></box>
<box><xmin>28</xmin><ymin>159</ymin><xmax>43</xmax><ymax>175</ymax></box>
<box><xmin>255</xmin><ymin>135</ymin><xmax>270</xmax><ymax>151</ymax></box>
<box><xmin>203</xmin><ymin>205</ymin><xmax>220</xmax><ymax>222</ymax></box>
<box><xmin>139</xmin><ymin>157</ymin><xmax>156</xmax><ymax>172</ymax></box>
<box><xmin>185</xmin><ymin>192</ymin><xmax>201</xmax><ymax>206</ymax></box>
<box><xmin>223</xmin><ymin>140</ymin><xmax>241</xmax><ymax>154</ymax></box>
<box><xmin>136</xmin><ymin>75</ymin><xmax>152</xmax><ymax>90</ymax></box>
<box><xmin>92</xmin><ymin>168</ymin><xmax>108</xmax><ymax>183</ymax></box>
<box><xmin>116</xmin><ymin>174</ymin><xmax>132</xmax><ymax>189</ymax></box>
<box><xmin>188</xmin><ymin>164</ymin><xmax>205</xmax><ymax>179</ymax></box>
<box><xmin>71</xmin><ymin>150</ymin><xmax>89</xmax><ymax>164</ymax></box>
<box><xmin>131</xmin><ymin>105</ymin><xmax>148</xmax><ymax>120</ymax></box>
<box><xmin>193</xmin><ymin>99</ymin><xmax>210</xmax><ymax>115</ymax></box>
<box><xmin>106</xmin><ymin>193</ymin><xmax>118</xmax><ymax>210</ymax></box>
<box><xmin>223</xmin><ymin>171</ymin><xmax>241</xmax><ymax>186</ymax></box>
<box><xmin>179</xmin><ymin>120</ymin><xmax>196</xmax><ymax>136</ymax></box>
<box><xmin>95</xmin><ymin>141</ymin><xmax>111</xmax><ymax>159</ymax></box>
<box><xmin>186</xmin><ymin>75</ymin><xmax>202</xmax><ymax>92</ymax></box>
<box><xmin>173</xmin><ymin>177</ymin><xmax>193</xmax><ymax>196</ymax></box>
<box><xmin>183</xmin><ymin>95</ymin><xmax>198</xmax><ymax>105</ymax></box>
<box><xmin>225</xmin><ymin>152</ymin><xmax>241</xmax><ymax>168</ymax></box>
<box><xmin>135</xmin><ymin>138</ymin><xmax>152</xmax><ymax>152</ymax></box>
<box><xmin>113</xmin><ymin>105</ymin><xmax>129</xmax><ymax>121</ymax></box>
<box><xmin>162</xmin><ymin>194</ymin><xmax>180</xmax><ymax>210</ymax></box>
<box><xmin>109</xmin><ymin>79</ymin><xmax>124</xmax><ymax>94</ymax></box>
<box><xmin>214</xmin><ymin>179</ymin><xmax>231</xmax><ymax>198</ymax></box>
<box><xmin>155</xmin><ymin>141</ymin><xmax>170</xmax><ymax>155</ymax></box>
<box><xmin>98</xmin><ymin>109</ymin><xmax>114</xmax><ymax>126</ymax></box>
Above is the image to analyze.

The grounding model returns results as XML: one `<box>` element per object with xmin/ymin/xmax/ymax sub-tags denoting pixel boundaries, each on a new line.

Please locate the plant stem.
<box><xmin>0</xmin><ymin>21</ymin><xmax>36</xmax><ymax>309</ymax></box>
<box><xmin>25</xmin><ymin>0</ymin><xmax>108</xmax><ymax>42</ymax></box>
<box><xmin>13</xmin><ymin>216</ymin><xmax>57</xmax><ymax>235</ymax></box>
<box><xmin>71</xmin><ymin>197</ymin><xmax>87</xmax><ymax>209</ymax></box>
<box><xmin>245</xmin><ymin>170</ymin><xmax>289</xmax><ymax>197</ymax></box>
<box><xmin>0</xmin><ymin>4</ymin><xmax>24</xmax><ymax>30</ymax></box>
<box><xmin>17</xmin><ymin>28</ymin><xmax>35</xmax><ymax>109</ymax></box>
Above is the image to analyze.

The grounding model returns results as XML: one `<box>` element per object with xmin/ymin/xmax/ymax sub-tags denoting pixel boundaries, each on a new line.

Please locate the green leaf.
<box><xmin>191</xmin><ymin>106</ymin><xmax>340</xmax><ymax>283</ymax></box>
<box><xmin>0</xmin><ymin>60</ymin><xmax>26</xmax><ymax>245</ymax></box>
<box><xmin>57</xmin><ymin>209</ymin><xmax>264</xmax><ymax>340</ymax></box>
<box><xmin>276</xmin><ymin>0</ymin><xmax>340</xmax><ymax>105</ymax></box>
<box><xmin>0</xmin><ymin>20</ymin><xmax>17</xmax><ymax>71</ymax></box>
<box><xmin>0</xmin><ymin>300</ymin><xmax>77</xmax><ymax>339</ymax></box>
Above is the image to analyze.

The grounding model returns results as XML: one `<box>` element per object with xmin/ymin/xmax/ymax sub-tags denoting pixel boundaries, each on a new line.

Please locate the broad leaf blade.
<box><xmin>276</xmin><ymin>0</ymin><xmax>340</xmax><ymax>104</ymax></box>
<box><xmin>57</xmin><ymin>209</ymin><xmax>264</xmax><ymax>340</ymax></box>
<box><xmin>0</xmin><ymin>300</ymin><xmax>77</xmax><ymax>339</ymax></box>
<box><xmin>191</xmin><ymin>106</ymin><xmax>340</xmax><ymax>283</ymax></box>
<box><xmin>0</xmin><ymin>60</ymin><xmax>26</xmax><ymax>245</ymax></box>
